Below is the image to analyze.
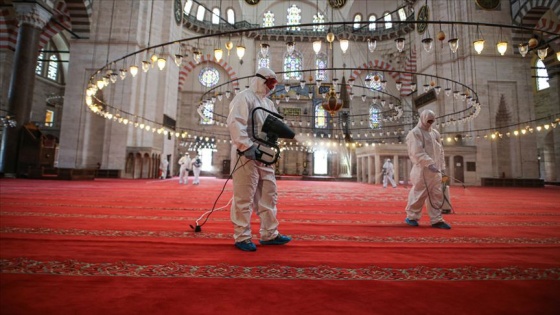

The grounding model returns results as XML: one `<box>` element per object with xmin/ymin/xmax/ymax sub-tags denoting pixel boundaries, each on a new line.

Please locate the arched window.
<box><xmin>35</xmin><ymin>50</ymin><xmax>44</xmax><ymax>75</ymax></box>
<box><xmin>226</xmin><ymin>8</ymin><xmax>235</xmax><ymax>24</ymax></box>
<box><xmin>200</xmin><ymin>101</ymin><xmax>214</xmax><ymax>125</ymax></box>
<box><xmin>257</xmin><ymin>52</ymin><xmax>270</xmax><ymax>70</ymax></box>
<box><xmin>398</xmin><ymin>7</ymin><xmax>407</xmax><ymax>20</ymax></box>
<box><xmin>368</xmin><ymin>14</ymin><xmax>377</xmax><ymax>31</ymax></box>
<box><xmin>313</xmin><ymin>12</ymin><xmax>325</xmax><ymax>31</ymax></box>
<box><xmin>212</xmin><ymin>8</ymin><xmax>220</xmax><ymax>24</ymax></box>
<box><xmin>383</xmin><ymin>12</ymin><xmax>392</xmax><ymax>29</ymax></box>
<box><xmin>198</xmin><ymin>67</ymin><xmax>220</xmax><ymax>88</ymax></box>
<box><xmin>263</xmin><ymin>10</ymin><xmax>274</xmax><ymax>27</ymax></box>
<box><xmin>47</xmin><ymin>54</ymin><xmax>59</xmax><ymax>81</ymax></box>
<box><xmin>369</xmin><ymin>106</ymin><xmax>382</xmax><ymax>129</ymax></box>
<box><xmin>313</xmin><ymin>149</ymin><xmax>328</xmax><ymax>175</ymax></box>
<box><xmin>196</xmin><ymin>5</ymin><xmax>205</xmax><ymax>21</ymax></box>
<box><xmin>315</xmin><ymin>104</ymin><xmax>327</xmax><ymax>128</ymax></box>
<box><xmin>315</xmin><ymin>52</ymin><xmax>328</xmax><ymax>81</ymax></box>
<box><xmin>286</xmin><ymin>4</ymin><xmax>301</xmax><ymax>31</ymax></box>
<box><xmin>366</xmin><ymin>71</ymin><xmax>384</xmax><ymax>91</ymax></box>
<box><xmin>184</xmin><ymin>0</ymin><xmax>193</xmax><ymax>15</ymax></box>
<box><xmin>536</xmin><ymin>59</ymin><xmax>550</xmax><ymax>91</ymax></box>
<box><xmin>353</xmin><ymin>14</ymin><xmax>362</xmax><ymax>29</ymax></box>
<box><xmin>283</xmin><ymin>50</ymin><xmax>303</xmax><ymax>81</ymax></box>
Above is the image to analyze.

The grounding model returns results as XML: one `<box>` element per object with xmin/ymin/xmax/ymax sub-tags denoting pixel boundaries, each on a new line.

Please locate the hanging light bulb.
<box><xmin>367</xmin><ymin>38</ymin><xmax>376</xmax><ymax>52</ymax></box>
<box><xmin>308</xmin><ymin>91</ymin><xmax>313</xmax><ymax>99</ymax></box>
<box><xmin>142</xmin><ymin>61</ymin><xmax>151</xmax><ymax>72</ymax></box>
<box><xmin>157</xmin><ymin>57</ymin><xmax>166</xmax><ymax>70</ymax></box>
<box><xmin>496</xmin><ymin>41</ymin><xmax>508</xmax><ymax>55</ymax></box>
<box><xmin>236</xmin><ymin>45</ymin><xmax>246</xmax><ymax>60</ymax></box>
<box><xmin>537</xmin><ymin>47</ymin><xmax>548</xmax><ymax>60</ymax></box>
<box><xmin>214</xmin><ymin>48</ymin><xmax>223</xmax><ymax>62</ymax></box>
<box><xmin>361</xmin><ymin>95</ymin><xmax>366</xmax><ymax>102</ymax></box>
<box><xmin>348</xmin><ymin>79</ymin><xmax>355</xmax><ymax>89</ymax></box>
<box><xmin>193</xmin><ymin>50</ymin><xmax>202</xmax><ymax>64</ymax></box>
<box><xmin>410</xmin><ymin>83</ymin><xmax>417</xmax><ymax>91</ymax></box>
<box><xmin>395</xmin><ymin>82</ymin><xmax>402</xmax><ymax>91</ymax></box>
<box><xmin>217</xmin><ymin>93</ymin><xmax>223</xmax><ymax>101</ymax></box>
<box><xmin>326</xmin><ymin>31</ymin><xmax>335</xmax><ymax>49</ymax></box>
<box><xmin>300</xmin><ymin>80</ymin><xmax>306</xmax><ymax>89</ymax></box>
<box><xmin>110</xmin><ymin>73</ymin><xmax>118</xmax><ymax>83</ymax></box>
<box><xmin>96</xmin><ymin>79</ymin><xmax>104</xmax><ymax>90</ymax></box>
<box><xmin>444</xmin><ymin>88</ymin><xmax>452</xmax><ymax>96</ymax></box>
<box><xmin>260</xmin><ymin>43</ymin><xmax>269</xmax><ymax>57</ymax></box>
<box><xmin>285</xmin><ymin>85</ymin><xmax>291</xmax><ymax>92</ymax></box>
<box><xmin>380</xmin><ymin>80</ymin><xmax>387</xmax><ymax>90</ymax></box>
<box><xmin>225</xmin><ymin>90</ymin><xmax>232</xmax><ymax>99</ymax></box>
<box><xmin>129</xmin><ymin>65</ymin><xmax>138</xmax><ymax>77</ymax></box>
<box><xmin>150</xmin><ymin>52</ymin><xmax>158</xmax><ymax>64</ymax></box>
<box><xmin>557</xmin><ymin>51</ymin><xmax>560</xmax><ymax>61</ymax></box>
<box><xmin>286</xmin><ymin>41</ymin><xmax>295</xmax><ymax>54</ymax></box>
<box><xmin>395</xmin><ymin>38</ymin><xmax>405</xmax><ymax>52</ymax></box>
<box><xmin>422</xmin><ymin>38</ymin><xmax>433</xmax><ymax>53</ymax></box>
<box><xmin>174</xmin><ymin>54</ymin><xmax>183</xmax><ymax>66</ymax></box>
<box><xmin>448</xmin><ymin>38</ymin><xmax>459</xmax><ymax>53</ymax></box>
<box><xmin>313</xmin><ymin>40</ymin><xmax>322</xmax><ymax>54</ymax></box>
<box><xmin>339</xmin><ymin>39</ymin><xmax>349</xmax><ymax>54</ymax></box>
<box><xmin>518</xmin><ymin>43</ymin><xmax>529</xmax><ymax>57</ymax></box>
<box><xmin>315</xmin><ymin>79</ymin><xmax>322</xmax><ymax>88</ymax></box>
<box><xmin>225</xmin><ymin>40</ymin><xmax>233</xmax><ymax>55</ymax></box>
<box><xmin>434</xmin><ymin>86</ymin><xmax>442</xmax><ymax>95</ymax></box>
<box><xmin>473</xmin><ymin>39</ymin><xmax>485</xmax><ymax>54</ymax></box>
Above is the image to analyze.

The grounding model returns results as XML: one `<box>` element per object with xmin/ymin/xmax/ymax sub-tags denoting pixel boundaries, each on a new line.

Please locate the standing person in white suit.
<box><xmin>190</xmin><ymin>154</ymin><xmax>202</xmax><ymax>185</ymax></box>
<box><xmin>178</xmin><ymin>153</ymin><xmax>191</xmax><ymax>184</ymax></box>
<box><xmin>159</xmin><ymin>157</ymin><xmax>169</xmax><ymax>179</ymax></box>
<box><xmin>226</xmin><ymin>67</ymin><xmax>292</xmax><ymax>252</ymax></box>
<box><xmin>382</xmin><ymin>158</ymin><xmax>397</xmax><ymax>188</ymax></box>
<box><xmin>404</xmin><ymin>109</ymin><xmax>451</xmax><ymax>229</ymax></box>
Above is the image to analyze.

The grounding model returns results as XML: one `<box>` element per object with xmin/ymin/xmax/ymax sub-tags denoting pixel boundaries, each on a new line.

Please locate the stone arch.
<box><xmin>512</xmin><ymin>0</ymin><xmax>560</xmax><ymax>26</ymax></box>
<box><xmin>142</xmin><ymin>153</ymin><xmax>150</xmax><ymax>178</ymax></box>
<box><xmin>178</xmin><ymin>54</ymin><xmax>239</xmax><ymax>91</ymax></box>
<box><xmin>38</xmin><ymin>1</ymin><xmax>72</xmax><ymax>50</ymax></box>
<box><xmin>64</xmin><ymin>0</ymin><xmax>93</xmax><ymax>39</ymax></box>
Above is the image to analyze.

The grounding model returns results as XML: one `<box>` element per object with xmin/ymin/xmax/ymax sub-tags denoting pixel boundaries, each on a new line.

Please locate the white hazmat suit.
<box><xmin>227</xmin><ymin>67</ymin><xmax>290</xmax><ymax>249</ymax></box>
<box><xmin>190</xmin><ymin>155</ymin><xmax>202</xmax><ymax>185</ymax></box>
<box><xmin>382</xmin><ymin>159</ymin><xmax>397</xmax><ymax>188</ymax></box>
<box><xmin>159</xmin><ymin>158</ymin><xmax>169</xmax><ymax>179</ymax></box>
<box><xmin>178</xmin><ymin>154</ymin><xmax>191</xmax><ymax>184</ymax></box>
<box><xmin>404</xmin><ymin>110</ymin><xmax>449</xmax><ymax>227</ymax></box>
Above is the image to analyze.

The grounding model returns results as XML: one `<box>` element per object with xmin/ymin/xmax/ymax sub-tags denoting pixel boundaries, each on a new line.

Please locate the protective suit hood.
<box><xmin>417</xmin><ymin>109</ymin><xmax>436</xmax><ymax>131</ymax></box>
<box><xmin>251</xmin><ymin>67</ymin><xmax>277</xmax><ymax>98</ymax></box>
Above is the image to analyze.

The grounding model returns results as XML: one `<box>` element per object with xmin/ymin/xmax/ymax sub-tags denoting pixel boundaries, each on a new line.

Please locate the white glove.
<box><xmin>428</xmin><ymin>164</ymin><xmax>439</xmax><ymax>173</ymax></box>
<box><xmin>242</xmin><ymin>144</ymin><xmax>260</xmax><ymax>160</ymax></box>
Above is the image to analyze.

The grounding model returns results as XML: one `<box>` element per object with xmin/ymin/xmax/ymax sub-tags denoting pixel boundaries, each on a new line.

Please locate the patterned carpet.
<box><xmin>1</xmin><ymin>178</ymin><xmax>559</xmax><ymax>314</ymax></box>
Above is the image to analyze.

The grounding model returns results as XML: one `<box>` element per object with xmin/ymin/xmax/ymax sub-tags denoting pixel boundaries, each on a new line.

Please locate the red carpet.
<box><xmin>1</xmin><ymin>178</ymin><xmax>559</xmax><ymax>314</ymax></box>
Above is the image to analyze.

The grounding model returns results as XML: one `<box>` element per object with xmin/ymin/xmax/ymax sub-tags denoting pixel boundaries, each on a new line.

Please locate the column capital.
<box><xmin>13</xmin><ymin>2</ymin><xmax>52</xmax><ymax>29</ymax></box>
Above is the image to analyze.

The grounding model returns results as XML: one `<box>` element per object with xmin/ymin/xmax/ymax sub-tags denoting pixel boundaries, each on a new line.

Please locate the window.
<box><xmin>369</xmin><ymin>106</ymin><xmax>381</xmax><ymax>129</ymax></box>
<box><xmin>227</xmin><ymin>8</ymin><xmax>235</xmax><ymax>24</ymax></box>
<box><xmin>313</xmin><ymin>12</ymin><xmax>325</xmax><ymax>31</ymax></box>
<box><xmin>36</xmin><ymin>50</ymin><xmax>44</xmax><ymax>75</ymax></box>
<box><xmin>257</xmin><ymin>52</ymin><xmax>270</xmax><ymax>70</ymax></box>
<box><xmin>47</xmin><ymin>54</ymin><xmax>58</xmax><ymax>81</ymax></box>
<box><xmin>184</xmin><ymin>0</ymin><xmax>193</xmax><ymax>15</ymax></box>
<box><xmin>398</xmin><ymin>8</ymin><xmax>407</xmax><ymax>20</ymax></box>
<box><xmin>45</xmin><ymin>110</ymin><xmax>54</xmax><ymax>127</ymax></box>
<box><xmin>315</xmin><ymin>104</ymin><xmax>327</xmax><ymax>128</ymax></box>
<box><xmin>365</xmin><ymin>72</ymin><xmax>384</xmax><ymax>91</ymax></box>
<box><xmin>198</xmin><ymin>67</ymin><xmax>220</xmax><ymax>88</ymax></box>
<box><xmin>200</xmin><ymin>101</ymin><xmax>214</xmax><ymax>125</ymax></box>
<box><xmin>536</xmin><ymin>59</ymin><xmax>550</xmax><ymax>91</ymax></box>
<box><xmin>315</xmin><ymin>52</ymin><xmax>327</xmax><ymax>81</ymax></box>
<box><xmin>286</xmin><ymin>4</ymin><xmax>301</xmax><ymax>31</ymax></box>
<box><xmin>199</xmin><ymin>148</ymin><xmax>213</xmax><ymax>171</ymax></box>
<box><xmin>212</xmin><ymin>8</ymin><xmax>220</xmax><ymax>24</ymax></box>
<box><xmin>196</xmin><ymin>5</ymin><xmax>205</xmax><ymax>20</ymax></box>
<box><xmin>263</xmin><ymin>10</ymin><xmax>274</xmax><ymax>27</ymax></box>
<box><xmin>353</xmin><ymin>14</ymin><xmax>362</xmax><ymax>29</ymax></box>
<box><xmin>283</xmin><ymin>50</ymin><xmax>303</xmax><ymax>81</ymax></box>
<box><xmin>313</xmin><ymin>149</ymin><xmax>328</xmax><ymax>175</ymax></box>
<box><xmin>368</xmin><ymin>14</ymin><xmax>377</xmax><ymax>31</ymax></box>
<box><xmin>383</xmin><ymin>12</ymin><xmax>392</xmax><ymax>29</ymax></box>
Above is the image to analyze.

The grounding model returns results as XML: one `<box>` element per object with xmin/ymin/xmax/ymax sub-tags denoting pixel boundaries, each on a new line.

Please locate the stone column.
<box><xmin>0</xmin><ymin>2</ymin><xmax>51</xmax><ymax>176</ymax></box>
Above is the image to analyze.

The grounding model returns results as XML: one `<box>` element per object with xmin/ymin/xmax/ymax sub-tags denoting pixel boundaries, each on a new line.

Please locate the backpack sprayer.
<box><xmin>190</xmin><ymin>106</ymin><xmax>295</xmax><ymax>232</ymax></box>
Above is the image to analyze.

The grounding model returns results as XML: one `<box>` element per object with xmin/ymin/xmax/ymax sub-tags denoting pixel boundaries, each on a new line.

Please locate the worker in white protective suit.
<box><xmin>190</xmin><ymin>154</ymin><xmax>202</xmax><ymax>185</ymax></box>
<box><xmin>159</xmin><ymin>157</ymin><xmax>169</xmax><ymax>179</ymax></box>
<box><xmin>226</xmin><ymin>67</ymin><xmax>292</xmax><ymax>252</ymax></box>
<box><xmin>178</xmin><ymin>153</ymin><xmax>191</xmax><ymax>184</ymax></box>
<box><xmin>382</xmin><ymin>158</ymin><xmax>397</xmax><ymax>188</ymax></box>
<box><xmin>404</xmin><ymin>109</ymin><xmax>451</xmax><ymax>229</ymax></box>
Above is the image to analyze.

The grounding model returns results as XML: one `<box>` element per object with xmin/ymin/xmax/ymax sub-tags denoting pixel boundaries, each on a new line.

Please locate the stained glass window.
<box><xmin>313</xmin><ymin>12</ymin><xmax>325</xmax><ymax>31</ymax></box>
<box><xmin>315</xmin><ymin>104</ymin><xmax>327</xmax><ymax>128</ymax></box>
<box><xmin>47</xmin><ymin>54</ymin><xmax>58</xmax><ymax>80</ymax></box>
<box><xmin>283</xmin><ymin>50</ymin><xmax>303</xmax><ymax>80</ymax></box>
<box><xmin>315</xmin><ymin>52</ymin><xmax>327</xmax><ymax>81</ymax></box>
<box><xmin>353</xmin><ymin>14</ymin><xmax>362</xmax><ymax>29</ymax></box>
<box><xmin>368</xmin><ymin>14</ymin><xmax>377</xmax><ymax>31</ymax></box>
<box><xmin>200</xmin><ymin>101</ymin><xmax>214</xmax><ymax>125</ymax></box>
<box><xmin>398</xmin><ymin>8</ymin><xmax>407</xmax><ymax>20</ymax></box>
<box><xmin>257</xmin><ymin>52</ymin><xmax>270</xmax><ymax>70</ymax></box>
<box><xmin>366</xmin><ymin>72</ymin><xmax>384</xmax><ymax>91</ymax></box>
<box><xmin>196</xmin><ymin>5</ymin><xmax>205</xmax><ymax>20</ymax></box>
<box><xmin>36</xmin><ymin>50</ymin><xmax>44</xmax><ymax>75</ymax></box>
<box><xmin>212</xmin><ymin>8</ymin><xmax>220</xmax><ymax>24</ymax></box>
<box><xmin>369</xmin><ymin>106</ymin><xmax>381</xmax><ymax>129</ymax></box>
<box><xmin>384</xmin><ymin>12</ymin><xmax>392</xmax><ymax>29</ymax></box>
<box><xmin>263</xmin><ymin>10</ymin><xmax>274</xmax><ymax>27</ymax></box>
<box><xmin>199</xmin><ymin>67</ymin><xmax>220</xmax><ymax>88</ymax></box>
<box><xmin>536</xmin><ymin>59</ymin><xmax>549</xmax><ymax>91</ymax></box>
<box><xmin>286</xmin><ymin>4</ymin><xmax>301</xmax><ymax>31</ymax></box>
<box><xmin>227</xmin><ymin>8</ymin><xmax>235</xmax><ymax>24</ymax></box>
<box><xmin>184</xmin><ymin>0</ymin><xmax>193</xmax><ymax>15</ymax></box>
